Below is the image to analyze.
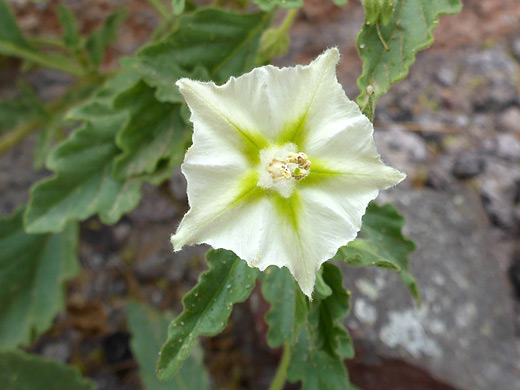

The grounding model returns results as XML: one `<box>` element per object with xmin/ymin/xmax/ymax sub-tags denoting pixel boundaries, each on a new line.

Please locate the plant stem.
<box><xmin>279</xmin><ymin>9</ymin><xmax>298</xmax><ymax>34</ymax></box>
<box><xmin>147</xmin><ymin>0</ymin><xmax>171</xmax><ymax>19</ymax></box>
<box><xmin>0</xmin><ymin>120</ymin><xmax>42</xmax><ymax>156</ymax></box>
<box><xmin>268</xmin><ymin>343</ymin><xmax>291</xmax><ymax>390</ymax></box>
<box><xmin>28</xmin><ymin>36</ymin><xmax>67</xmax><ymax>50</ymax></box>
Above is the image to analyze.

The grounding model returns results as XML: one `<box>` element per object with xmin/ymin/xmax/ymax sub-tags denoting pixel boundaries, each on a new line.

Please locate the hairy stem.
<box><xmin>147</xmin><ymin>0</ymin><xmax>171</xmax><ymax>19</ymax></box>
<box><xmin>269</xmin><ymin>342</ymin><xmax>291</xmax><ymax>390</ymax></box>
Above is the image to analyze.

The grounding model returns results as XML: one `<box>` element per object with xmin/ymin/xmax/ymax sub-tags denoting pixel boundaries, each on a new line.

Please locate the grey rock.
<box><xmin>451</xmin><ymin>154</ymin><xmax>485</xmax><ymax>179</ymax></box>
<box><xmin>426</xmin><ymin>164</ymin><xmax>455</xmax><ymax>190</ymax></box>
<box><xmin>436</xmin><ymin>67</ymin><xmax>457</xmax><ymax>87</ymax></box>
<box><xmin>513</xmin><ymin>37</ymin><xmax>520</xmax><ymax>61</ymax></box>
<box><xmin>374</xmin><ymin>126</ymin><xmax>429</xmax><ymax>177</ymax></box>
<box><xmin>134</xmin><ymin>252</ymin><xmax>170</xmax><ymax>282</ymax></box>
<box><xmin>40</xmin><ymin>339</ymin><xmax>72</xmax><ymax>362</ymax></box>
<box><xmin>477</xmin><ymin>159</ymin><xmax>520</xmax><ymax>230</ymax></box>
<box><xmin>345</xmin><ymin>187</ymin><xmax>520</xmax><ymax>390</ymax></box>
<box><xmin>495</xmin><ymin>134</ymin><xmax>520</xmax><ymax>161</ymax></box>
<box><xmin>496</xmin><ymin>107</ymin><xmax>520</xmax><ymax>134</ymax></box>
<box><xmin>464</xmin><ymin>49</ymin><xmax>519</xmax><ymax>111</ymax></box>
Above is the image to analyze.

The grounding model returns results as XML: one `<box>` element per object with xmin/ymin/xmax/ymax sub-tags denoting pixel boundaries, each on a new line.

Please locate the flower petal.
<box><xmin>176</xmin><ymin>78</ymin><xmax>269</xmax><ymax>165</ymax></box>
<box><xmin>303</xmin><ymin>113</ymin><xmax>405</xmax><ymax>189</ymax></box>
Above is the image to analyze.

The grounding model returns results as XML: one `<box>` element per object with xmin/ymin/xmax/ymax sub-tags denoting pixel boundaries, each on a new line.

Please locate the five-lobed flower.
<box><xmin>171</xmin><ymin>48</ymin><xmax>405</xmax><ymax>298</ymax></box>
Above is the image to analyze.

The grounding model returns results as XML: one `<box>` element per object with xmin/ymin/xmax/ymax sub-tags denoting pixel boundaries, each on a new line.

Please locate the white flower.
<box><xmin>171</xmin><ymin>48</ymin><xmax>405</xmax><ymax>298</ymax></box>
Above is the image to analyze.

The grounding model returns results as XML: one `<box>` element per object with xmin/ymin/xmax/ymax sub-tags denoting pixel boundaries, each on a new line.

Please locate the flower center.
<box><xmin>257</xmin><ymin>144</ymin><xmax>311</xmax><ymax>198</ymax></box>
<box><xmin>268</xmin><ymin>152</ymin><xmax>311</xmax><ymax>181</ymax></box>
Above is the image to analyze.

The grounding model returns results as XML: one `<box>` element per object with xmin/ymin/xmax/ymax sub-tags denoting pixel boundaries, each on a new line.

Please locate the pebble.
<box><xmin>451</xmin><ymin>154</ymin><xmax>485</xmax><ymax>179</ymax></box>
<box><xmin>496</xmin><ymin>107</ymin><xmax>520</xmax><ymax>135</ymax></box>
<box><xmin>495</xmin><ymin>134</ymin><xmax>520</xmax><ymax>161</ymax></box>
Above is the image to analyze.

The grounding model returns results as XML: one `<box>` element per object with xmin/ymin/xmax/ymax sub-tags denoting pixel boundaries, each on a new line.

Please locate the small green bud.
<box><xmin>259</xmin><ymin>28</ymin><xmax>291</xmax><ymax>61</ymax></box>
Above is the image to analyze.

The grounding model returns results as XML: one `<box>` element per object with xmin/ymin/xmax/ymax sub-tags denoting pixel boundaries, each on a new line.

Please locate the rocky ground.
<box><xmin>1</xmin><ymin>0</ymin><xmax>519</xmax><ymax>389</ymax></box>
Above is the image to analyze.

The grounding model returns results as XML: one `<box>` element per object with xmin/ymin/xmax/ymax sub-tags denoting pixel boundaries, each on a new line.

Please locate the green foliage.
<box><xmin>0</xmin><ymin>208</ymin><xmax>78</xmax><ymax>350</ymax></box>
<box><xmin>334</xmin><ymin>202</ymin><xmax>420</xmax><ymax>302</ymax></box>
<box><xmin>333</xmin><ymin>0</ymin><xmax>349</xmax><ymax>5</ymax></box>
<box><xmin>0</xmin><ymin>83</ymin><xmax>46</xmax><ymax>133</ymax></box>
<box><xmin>127</xmin><ymin>302</ymin><xmax>210</xmax><ymax>390</ymax></box>
<box><xmin>362</xmin><ymin>0</ymin><xmax>396</xmax><ymax>25</ymax></box>
<box><xmin>58</xmin><ymin>6</ymin><xmax>81</xmax><ymax>51</ymax></box>
<box><xmin>0</xmin><ymin>350</ymin><xmax>95</xmax><ymax>390</ymax></box>
<box><xmin>85</xmin><ymin>10</ymin><xmax>127</xmax><ymax>70</ymax></box>
<box><xmin>24</xmin><ymin>70</ymin><xmax>143</xmax><ymax>234</ymax></box>
<box><xmin>260</xmin><ymin>266</ymin><xmax>308</xmax><ymax>347</ymax></box>
<box><xmin>157</xmin><ymin>249</ymin><xmax>258</xmax><ymax>380</ymax></box>
<box><xmin>252</xmin><ymin>0</ymin><xmax>303</xmax><ymax>11</ymax></box>
<box><xmin>361</xmin><ymin>85</ymin><xmax>375</xmax><ymax>122</ymax></box>
<box><xmin>316</xmin><ymin>263</ymin><xmax>354</xmax><ymax>359</ymax></box>
<box><xmin>287</xmin><ymin>263</ymin><xmax>353</xmax><ymax>390</ymax></box>
<box><xmin>0</xmin><ymin>0</ymin><xmax>84</xmax><ymax>76</ymax></box>
<box><xmin>126</xmin><ymin>8</ymin><xmax>271</xmax><ymax>92</ymax></box>
<box><xmin>113</xmin><ymin>81</ymin><xmax>189</xmax><ymax>179</ymax></box>
<box><xmin>357</xmin><ymin>0</ymin><xmax>462</xmax><ymax>106</ymax></box>
<box><xmin>258</xmin><ymin>27</ymin><xmax>291</xmax><ymax>61</ymax></box>
<box><xmin>171</xmin><ymin>0</ymin><xmax>186</xmax><ymax>15</ymax></box>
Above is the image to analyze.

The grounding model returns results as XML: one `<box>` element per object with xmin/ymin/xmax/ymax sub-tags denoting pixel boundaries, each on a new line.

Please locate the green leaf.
<box><xmin>357</xmin><ymin>0</ymin><xmax>462</xmax><ymax>106</ymax></box>
<box><xmin>112</xmin><ymin>81</ymin><xmax>190</xmax><ymax>179</ymax></box>
<box><xmin>0</xmin><ymin>208</ymin><xmax>78</xmax><ymax>350</ymax></box>
<box><xmin>287</xmin><ymin>264</ymin><xmax>353</xmax><ymax>389</ymax></box>
<box><xmin>0</xmin><ymin>350</ymin><xmax>95</xmax><ymax>390</ymax></box>
<box><xmin>86</xmin><ymin>9</ymin><xmax>126</xmax><ymax>69</ymax></box>
<box><xmin>127</xmin><ymin>302</ymin><xmax>210</xmax><ymax>390</ymax></box>
<box><xmin>260</xmin><ymin>266</ymin><xmax>308</xmax><ymax>348</ymax></box>
<box><xmin>0</xmin><ymin>0</ymin><xmax>30</xmax><ymax>49</ymax></box>
<box><xmin>158</xmin><ymin>249</ymin><xmax>257</xmax><ymax>380</ymax></box>
<box><xmin>24</xmin><ymin>70</ymin><xmax>143</xmax><ymax>234</ymax></box>
<box><xmin>360</xmin><ymin>86</ymin><xmax>375</xmax><ymax>122</ymax></box>
<box><xmin>125</xmin><ymin>8</ymin><xmax>271</xmax><ymax>97</ymax></box>
<box><xmin>58</xmin><ymin>6</ymin><xmax>81</xmax><ymax>51</ymax></box>
<box><xmin>334</xmin><ymin>202</ymin><xmax>420</xmax><ymax>302</ymax></box>
<box><xmin>252</xmin><ymin>0</ymin><xmax>303</xmax><ymax>11</ymax></box>
<box><xmin>316</xmin><ymin>263</ymin><xmax>353</xmax><ymax>359</ymax></box>
<box><xmin>171</xmin><ymin>0</ymin><xmax>185</xmax><ymax>15</ymax></box>
<box><xmin>333</xmin><ymin>0</ymin><xmax>349</xmax><ymax>5</ymax></box>
<box><xmin>287</xmin><ymin>320</ymin><xmax>350</xmax><ymax>390</ymax></box>
<box><xmin>0</xmin><ymin>0</ymin><xmax>84</xmax><ymax>76</ymax></box>
<box><xmin>0</xmin><ymin>82</ymin><xmax>47</xmax><ymax>133</ymax></box>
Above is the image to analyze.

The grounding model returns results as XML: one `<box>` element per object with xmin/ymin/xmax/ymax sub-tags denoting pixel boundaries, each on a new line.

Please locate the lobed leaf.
<box><xmin>334</xmin><ymin>202</ymin><xmax>420</xmax><ymax>302</ymax></box>
<box><xmin>260</xmin><ymin>266</ymin><xmax>308</xmax><ymax>348</ymax></box>
<box><xmin>157</xmin><ymin>249</ymin><xmax>257</xmax><ymax>380</ymax></box>
<box><xmin>0</xmin><ymin>350</ymin><xmax>95</xmax><ymax>390</ymax></box>
<box><xmin>0</xmin><ymin>83</ymin><xmax>47</xmax><ymax>133</ymax></box>
<box><xmin>0</xmin><ymin>208</ymin><xmax>78</xmax><ymax>350</ymax></box>
<box><xmin>357</xmin><ymin>0</ymin><xmax>462</xmax><ymax>106</ymax></box>
<box><xmin>316</xmin><ymin>263</ymin><xmax>354</xmax><ymax>359</ymax></box>
<box><xmin>127</xmin><ymin>302</ymin><xmax>210</xmax><ymax>390</ymax></box>
<box><xmin>58</xmin><ymin>5</ymin><xmax>81</xmax><ymax>51</ymax></box>
<box><xmin>283</xmin><ymin>264</ymin><xmax>354</xmax><ymax>389</ymax></box>
<box><xmin>123</xmin><ymin>7</ymin><xmax>271</xmax><ymax>99</ymax></box>
<box><xmin>287</xmin><ymin>263</ymin><xmax>353</xmax><ymax>389</ymax></box>
<box><xmin>24</xmin><ymin>70</ymin><xmax>143</xmax><ymax>233</ymax></box>
<box><xmin>0</xmin><ymin>0</ymin><xmax>84</xmax><ymax>76</ymax></box>
<box><xmin>112</xmin><ymin>81</ymin><xmax>190</xmax><ymax>179</ymax></box>
<box><xmin>85</xmin><ymin>9</ymin><xmax>126</xmax><ymax>69</ymax></box>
